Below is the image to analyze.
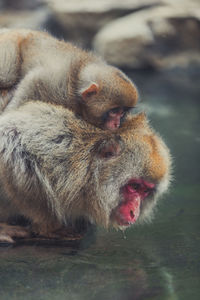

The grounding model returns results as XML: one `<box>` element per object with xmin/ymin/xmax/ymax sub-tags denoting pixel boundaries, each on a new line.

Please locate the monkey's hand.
<box><xmin>0</xmin><ymin>223</ymin><xmax>31</xmax><ymax>244</ymax></box>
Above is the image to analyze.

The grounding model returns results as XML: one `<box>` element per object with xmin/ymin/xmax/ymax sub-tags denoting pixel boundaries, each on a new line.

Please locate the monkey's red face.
<box><xmin>112</xmin><ymin>179</ymin><xmax>155</xmax><ymax>226</ymax></box>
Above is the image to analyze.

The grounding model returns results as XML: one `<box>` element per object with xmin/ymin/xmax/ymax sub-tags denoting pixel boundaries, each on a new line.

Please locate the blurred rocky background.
<box><xmin>0</xmin><ymin>0</ymin><xmax>200</xmax><ymax>71</ymax></box>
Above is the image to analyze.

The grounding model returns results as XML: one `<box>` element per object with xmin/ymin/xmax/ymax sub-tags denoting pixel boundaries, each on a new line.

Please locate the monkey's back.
<box><xmin>0</xmin><ymin>28</ymin><xmax>100</xmax><ymax>115</ymax></box>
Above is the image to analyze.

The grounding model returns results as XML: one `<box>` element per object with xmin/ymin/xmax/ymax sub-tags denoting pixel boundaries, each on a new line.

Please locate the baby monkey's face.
<box><xmin>102</xmin><ymin>106</ymin><xmax>132</xmax><ymax>130</ymax></box>
<box><xmin>79</xmin><ymin>69</ymin><xmax>138</xmax><ymax>131</ymax></box>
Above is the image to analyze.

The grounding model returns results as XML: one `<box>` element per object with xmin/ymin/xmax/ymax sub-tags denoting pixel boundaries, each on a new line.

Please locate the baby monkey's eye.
<box><xmin>110</xmin><ymin>107</ymin><xmax>122</xmax><ymax>114</ymax></box>
<box><xmin>109</xmin><ymin>106</ymin><xmax>131</xmax><ymax>116</ymax></box>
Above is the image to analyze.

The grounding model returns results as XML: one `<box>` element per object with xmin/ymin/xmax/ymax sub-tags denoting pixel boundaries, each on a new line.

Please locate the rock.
<box><xmin>0</xmin><ymin>0</ymin><xmax>43</xmax><ymax>10</ymax></box>
<box><xmin>0</xmin><ymin>8</ymin><xmax>51</xmax><ymax>31</ymax></box>
<box><xmin>93</xmin><ymin>1</ymin><xmax>200</xmax><ymax>70</ymax></box>
<box><xmin>44</xmin><ymin>0</ymin><xmax>162</xmax><ymax>47</ymax></box>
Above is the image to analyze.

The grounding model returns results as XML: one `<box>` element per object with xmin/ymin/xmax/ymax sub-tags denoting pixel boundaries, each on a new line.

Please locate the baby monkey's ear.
<box><xmin>95</xmin><ymin>136</ymin><xmax>124</xmax><ymax>160</ymax></box>
<box><xmin>81</xmin><ymin>82</ymin><xmax>99</xmax><ymax>100</ymax></box>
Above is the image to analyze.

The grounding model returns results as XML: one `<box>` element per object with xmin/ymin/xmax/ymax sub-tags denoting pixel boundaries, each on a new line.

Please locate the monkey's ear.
<box><xmin>81</xmin><ymin>83</ymin><xmax>99</xmax><ymax>100</ymax></box>
<box><xmin>96</xmin><ymin>137</ymin><xmax>123</xmax><ymax>159</ymax></box>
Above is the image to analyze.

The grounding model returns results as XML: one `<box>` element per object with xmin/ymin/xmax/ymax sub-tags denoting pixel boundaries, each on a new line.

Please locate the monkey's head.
<box><xmin>79</xmin><ymin>113</ymin><xmax>171</xmax><ymax>229</ymax></box>
<box><xmin>78</xmin><ymin>64</ymin><xmax>138</xmax><ymax>130</ymax></box>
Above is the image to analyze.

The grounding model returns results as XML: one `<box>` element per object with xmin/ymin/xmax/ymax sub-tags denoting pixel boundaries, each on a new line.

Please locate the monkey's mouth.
<box><xmin>112</xmin><ymin>179</ymin><xmax>155</xmax><ymax>227</ymax></box>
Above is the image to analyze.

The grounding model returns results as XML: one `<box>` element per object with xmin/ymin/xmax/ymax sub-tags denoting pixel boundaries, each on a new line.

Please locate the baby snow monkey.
<box><xmin>0</xmin><ymin>29</ymin><xmax>138</xmax><ymax>130</ymax></box>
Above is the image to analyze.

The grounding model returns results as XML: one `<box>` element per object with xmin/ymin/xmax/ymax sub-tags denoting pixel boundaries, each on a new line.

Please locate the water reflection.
<box><xmin>0</xmin><ymin>236</ymin><xmax>177</xmax><ymax>300</ymax></box>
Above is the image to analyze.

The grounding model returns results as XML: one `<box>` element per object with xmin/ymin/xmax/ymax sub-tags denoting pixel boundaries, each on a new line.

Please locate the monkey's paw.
<box><xmin>0</xmin><ymin>223</ymin><xmax>30</xmax><ymax>244</ymax></box>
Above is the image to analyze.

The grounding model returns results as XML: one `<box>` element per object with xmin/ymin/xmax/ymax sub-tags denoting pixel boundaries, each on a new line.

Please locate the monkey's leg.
<box><xmin>0</xmin><ymin>36</ymin><xmax>21</xmax><ymax>88</ymax></box>
<box><xmin>0</xmin><ymin>223</ymin><xmax>30</xmax><ymax>244</ymax></box>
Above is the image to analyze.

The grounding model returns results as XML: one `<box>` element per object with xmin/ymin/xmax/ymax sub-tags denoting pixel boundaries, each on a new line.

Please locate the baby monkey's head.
<box><xmin>78</xmin><ymin>64</ymin><xmax>138</xmax><ymax>130</ymax></box>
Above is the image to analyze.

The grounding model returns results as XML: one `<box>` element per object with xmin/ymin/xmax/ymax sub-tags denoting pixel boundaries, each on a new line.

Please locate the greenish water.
<box><xmin>0</xmin><ymin>69</ymin><xmax>199</xmax><ymax>300</ymax></box>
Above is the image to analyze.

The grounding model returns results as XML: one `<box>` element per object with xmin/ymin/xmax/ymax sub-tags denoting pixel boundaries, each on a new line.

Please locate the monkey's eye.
<box><xmin>103</xmin><ymin>151</ymin><xmax>115</xmax><ymax>159</ymax></box>
<box><xmin>109</xmin><ymin>107</ymin><xmax>132</xmax><ymax>117</ymax></box>
<box><xmin>125</xmin><ymin>180</ymin><xmax>155</xmax><ymax>197</ymax></box>
<box><xmin>130</xmin><ymin>183</ymin><xmax>140</xmax><ymax>190</ymax></box>
<box><xmin>110</xmin><ymin>107</ymin><xmax>122</xmax><ymax>115</ymax></box>
<box><xmin>97</xmin><ymin>139</ymin><xmax>122</xmax><ymax>159</ymax></box>
<box><xmin>143</xmin><ymin>188</ymin><xmax>155</xmax><ymax>195</ymax></box>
